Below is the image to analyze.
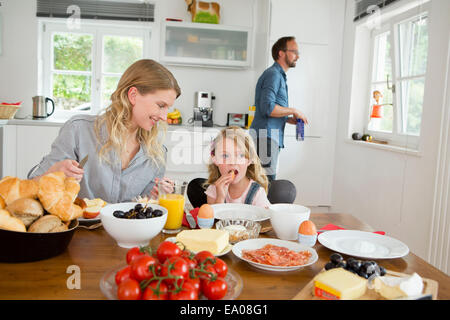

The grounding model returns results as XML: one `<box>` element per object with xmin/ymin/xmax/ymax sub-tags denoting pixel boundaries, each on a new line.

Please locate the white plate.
<box><xmin>211</xmin><ymin>204</ymin><xmax>271</xmax><ymax>222</ymax></box>
<box><xmin>77</xmin><ymin>217</ymin><xmax>101</xmax><ymax>223</ymax></box>
<box><xmin>166</xmin><ymin>237</ymin><xmax>233</xmax><ymax>257</ymax></box>
<box><xmin>232</xmin><ymin>238</ymin><xmax>318</xmax><ymax>272</ymax></box>
<box><xmin>318</xmin><ymin>230</ymin><xmax>409</xmax><ymax>259</ymax></box>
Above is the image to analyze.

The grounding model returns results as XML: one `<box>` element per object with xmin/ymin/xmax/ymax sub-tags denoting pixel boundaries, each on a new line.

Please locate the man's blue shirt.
<box><xmin>250</xmin><ymin>62</ymin><xmax>288</xmax><ymax>148</ymax></box>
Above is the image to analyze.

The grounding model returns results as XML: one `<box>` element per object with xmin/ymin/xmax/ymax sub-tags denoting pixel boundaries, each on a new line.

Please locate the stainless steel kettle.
<box><xmin>32</xmin><ymin>96</ymin><xmax>55</xmax><ymax>119</ymax></box>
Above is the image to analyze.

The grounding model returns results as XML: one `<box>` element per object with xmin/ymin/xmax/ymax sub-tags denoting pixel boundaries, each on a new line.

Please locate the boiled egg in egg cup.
<box><xmin>297</xmin><ymin>220</ymin><xmax>317</xmax><ymax>247</ymax></box>
<box><xmin>197</xmin><ymin>204</ymin><xmax>215</xmax><ymax>229</ymax></box>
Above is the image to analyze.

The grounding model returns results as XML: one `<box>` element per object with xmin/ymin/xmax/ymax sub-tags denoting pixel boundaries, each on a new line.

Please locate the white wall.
<box><xmin>0</xmin><ymin>0</ymin><xmax>270</xmax><ymax>123</ymax></box>
<box><xmin>332</xmin><ymin>0</ymin><xmax>450</xmax><ymax>264</ymax></box>
<box><xmin>0</xmin><ymin>0</ymin><xmax>38</xmax><ymax>119</ymax></box>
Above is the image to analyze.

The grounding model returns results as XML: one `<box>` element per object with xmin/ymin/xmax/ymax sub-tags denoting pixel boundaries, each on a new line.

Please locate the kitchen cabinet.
<box><xmin>1</xmin><ymin>125</ymin><xmax>60</xmax><ymax>179</ymax></box>
<box><xmin>163</xmin><ymin>127</ymin><xmax>220</xmax><ymax>182</ymax></box>
<box><xmin>160</xmin><ymin>21</ymin><xmax>252</xmax><ymax>69</ymax></box>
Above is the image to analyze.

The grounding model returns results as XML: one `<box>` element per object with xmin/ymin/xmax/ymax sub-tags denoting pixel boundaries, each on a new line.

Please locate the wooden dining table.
<box><xmin>0</xmin><ymin>213</ymin><xmax>449</xmax><ymax>300</ymax></box>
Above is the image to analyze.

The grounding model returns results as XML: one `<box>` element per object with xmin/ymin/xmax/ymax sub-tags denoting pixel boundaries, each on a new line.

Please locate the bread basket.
<box><xmin>0</xmin><ymin>219</ymin><xmax>79</xmax><ymax>263</ymax></box>
<box><xmin>0</xmin><ymin>103</ymin><xmax>21</xmax><ymax>119</ymax></box>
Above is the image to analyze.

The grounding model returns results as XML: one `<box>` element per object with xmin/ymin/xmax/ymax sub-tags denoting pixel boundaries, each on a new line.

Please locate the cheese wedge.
<box><xmin>313</xmin><ymin>268</ymin><xmax>367</xmax><ymax>300</ymax></box>
<box><xmin>176</xmin><ymin>229</ymin><xmax>229</xmax><ymax>255</ymax></box>
<box><xmin>372</xmin><ymin>273</ymin><xmax>423</xmax><ymax>299</ymax></box>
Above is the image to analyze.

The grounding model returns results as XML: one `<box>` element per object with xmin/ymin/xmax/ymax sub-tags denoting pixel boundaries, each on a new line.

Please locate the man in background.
<box><xmin>250</xmin><ymin>36</ymin><xmax>308</xmax><ymax>182</ymax></box>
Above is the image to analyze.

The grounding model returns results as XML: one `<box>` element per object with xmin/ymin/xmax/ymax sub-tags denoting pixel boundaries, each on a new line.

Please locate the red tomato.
<box><xmin>201</xmin><ymin>277</ymin><xmax>228</xmax><ymax>300</ymax></box>
<box><xmin>142</xmin><ymin>280</ymin><xmax>169</xmax><ymax>300</ymax></box>
<box><xmin>161</xmin><ymin>256</ymin><xmax>189</xmax><ymax>286</ymax></box>
<box><xmin>126</xmin><ymin>247</ymin><xmax>148</xmax><ymax>265</ymax></box>
<box><xmin>130</xmin><ymin>255</ymin><xmax>159</xmax><ymax>281</ymax></box>
<box><xmin>117</xmin><ymin>278</ymin><xmax>141</xmax><ymax>300</ymax></box>
<box><xmin>194</xmin><ymin>251</ymin><xmax>215</xmax><ymax>266</ymax></box>
<box><xmin>213</xmin><ymin>258</ymin><xmax>228</xmax><ymax>278</ymax></box>
<box><xmin>181</xmin><ymin>250</ymin><xmax>197</xmax><ymax>270</ymax></box>
<box><xmin>115</xmin><ymin>265</ymin><xmax>132</xmax><ymax>285</ymax></box>
<box><xmin>169</xmin><ymin>281</ymin><xmax>198</xmax><ymax>300</ymax></box>
<box><xmin>184</xmin><ymin>276</ymin><xmax>200</xmax><ymax>293</ymax></box>
<box><xmin>197</xmin><ymin>264</ymin><xmax>217</xmax><ymax>281</ymax></box>
<box><xmin>156</xmin><ymin>241</ymin><xmax>182</xmax><ymax>263</ymax></box>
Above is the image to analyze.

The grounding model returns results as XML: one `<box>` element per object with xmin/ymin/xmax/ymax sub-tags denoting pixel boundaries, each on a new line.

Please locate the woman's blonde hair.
<box><xmin>206</xmin><ymin>126</ymin><xmax>269</xmax><ymax>192</ymax></box>
<box><xmin>94</xmin><ymin>59</ymin><xmax>181</xmax><ymax>166</ymax></box>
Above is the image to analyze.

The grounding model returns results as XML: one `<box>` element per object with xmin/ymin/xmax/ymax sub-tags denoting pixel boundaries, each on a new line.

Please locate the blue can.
<box><xmin>296</xmin><ymin>119</ymin><xmax>304</xmax><ymax>141</ymax></box>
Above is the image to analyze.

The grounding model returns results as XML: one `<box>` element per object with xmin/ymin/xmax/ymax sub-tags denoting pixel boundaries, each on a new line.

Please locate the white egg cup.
<box><xmin>197</xmin><ymin>217</ymin><xmax>214</xmax><ymax>229</ymax></box>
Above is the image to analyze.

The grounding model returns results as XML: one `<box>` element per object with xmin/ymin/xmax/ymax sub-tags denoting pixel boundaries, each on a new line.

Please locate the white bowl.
<box><xmin>269</xmin><ymin>204</ymin><xmax>311</xmax><ymax>241</ymax></box>
<box><xmin>100</xmin><ymin>202</ymin><xmax>168</xmax><ymax>248</ymax></box>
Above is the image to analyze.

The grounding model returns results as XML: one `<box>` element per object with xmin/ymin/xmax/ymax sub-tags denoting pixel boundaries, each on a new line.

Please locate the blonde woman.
<box><xmin>204</xmin><ymin>126</ymin><xmax>270</xmax><ymax>208</ymax></box>
<box><xmin>28</xmin><ymin>59</ymin><xmax>180</xmax><ymax>203</ymax></box>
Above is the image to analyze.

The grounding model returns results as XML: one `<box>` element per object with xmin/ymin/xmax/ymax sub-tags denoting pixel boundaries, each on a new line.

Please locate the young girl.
<box><xmin>205</xmin><ymin>126</ymin><xmax>271</xmax><ymax>208</ymax></box>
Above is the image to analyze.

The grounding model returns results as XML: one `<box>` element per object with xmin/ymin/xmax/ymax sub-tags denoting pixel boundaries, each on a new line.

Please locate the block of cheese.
<box><xmin>313</xmin><ymin>268</ymin><xmax>367</xmax><ymax>300</ymax></box>
<box><xmin>372</xmin><ymin>273</ymin><xmax>423</xmax><ymax>299</ymax></box>
<box><xmin>176</xmin><ymin>229</ymin><xmax>229</xmax><ymax>255</ymax></box>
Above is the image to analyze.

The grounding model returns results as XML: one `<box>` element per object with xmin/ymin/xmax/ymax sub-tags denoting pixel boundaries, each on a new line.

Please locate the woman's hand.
<box><xmin>214</xmin><ymin>171</ymin><xmax>234</xmax><ymax>203</ymax></box>
<box><xmin>150</xmin><ymin>177</ymin><xmax>174</xmax><ymax>199</ymax></box>
<box><xmin>47</xmin><ymin>159</ymin><xmax>84</xmax><ymax>182</ymax></box>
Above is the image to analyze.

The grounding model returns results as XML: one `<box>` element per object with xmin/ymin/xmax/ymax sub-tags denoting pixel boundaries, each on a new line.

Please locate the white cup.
<box><xmin>269</xmin><ymin>204</ymin><xmax>311</xmax><ymax>240</ymax></box>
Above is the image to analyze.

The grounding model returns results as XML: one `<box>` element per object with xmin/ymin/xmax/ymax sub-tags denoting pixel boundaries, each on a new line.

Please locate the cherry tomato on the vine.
<box><xmin>160</xmin><ymin>256</ymin><xmax>189</xmax><ymax>286</ymax></box>
<box><xmin>213</xmin><ymin>258</ymin><xmax>228</xmax><ymax>278</ymax></box>
<box><xmin>115</xmin><ymin>265</ymin><xmax>133</xmax><ymax>285</ymax></box>
<box><xmin>126</xmin><ymin>246</ymin><xmax>149</xmax><ymax>265</ymax></box>
<box><xmin>117</xmin><ymin>278</ymin><xmax>141</xmax><ymax>300</ymax></box>
<box><xmin>156</xmin><ymin>241</ymin><xmax>182</xmax><ymax>263</ymax></box>
<box><xmin>142</xmin><ymin>280</ymin><xmax>169</xmax><ymax>300</ymax></box>
<box><xmin>194</xmin><ymin>250</ymin><xmax>215</xmax><ymax>266</ymax></box>
<box><xmin>201</xmin><ymin>277</ymin><xmax>228</xmax><ymax>300</ymax></box>
<box><xmin>130</xmin><ymin>255</ymin><xmax>159</xmax><ymax>281</ymax></box>
<box><xmin>169</xmin><ymin>281</ymin><xmax>198</xmax><ymax>300</ymax></box>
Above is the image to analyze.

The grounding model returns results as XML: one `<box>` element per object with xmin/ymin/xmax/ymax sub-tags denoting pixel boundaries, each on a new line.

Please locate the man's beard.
<box><xmin>285</xmin><ymin>56</ymin><xmax>296</xmax><ymax>68</ymax></box>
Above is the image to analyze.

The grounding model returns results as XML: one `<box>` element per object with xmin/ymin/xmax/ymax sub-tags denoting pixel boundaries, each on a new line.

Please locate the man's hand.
<box><xmin>291</xmin><ymin>109</ymin><xmax>308</xmax><ymax>124</ymax></box>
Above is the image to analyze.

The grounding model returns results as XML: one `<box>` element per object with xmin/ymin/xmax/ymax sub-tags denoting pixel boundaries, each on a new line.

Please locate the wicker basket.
<box><xmin>0</xmin><ymin>104</ymin><xmax>21</xmax><ymax>119</ymax></box>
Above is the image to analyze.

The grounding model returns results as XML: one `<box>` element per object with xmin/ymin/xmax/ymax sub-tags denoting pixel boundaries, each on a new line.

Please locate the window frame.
<box><xmin>39</xmin><ymin>19</ymin><xmax>153</xmax><ymax>117</ymax></box>
<box><xmin>365</xmin><ymin>4</ymin><xmax>429</xmax><ymax>149</ymax></box>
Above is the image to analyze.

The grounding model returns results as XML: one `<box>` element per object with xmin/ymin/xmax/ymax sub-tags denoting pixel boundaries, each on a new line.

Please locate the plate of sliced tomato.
<box><xmin>99</xmin><ymin>241</ymin><xmax>243</xmax><ymax>300</ymax></box>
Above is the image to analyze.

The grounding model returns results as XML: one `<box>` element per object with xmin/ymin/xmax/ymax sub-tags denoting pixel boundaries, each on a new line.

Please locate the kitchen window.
<box><xmin>39</xmin><ymin>20</ymin><xmax>151</xmax><ymax>116</ymax></box>
<box><xmin>366</xmin><ymin>6</ymin><xmax>429</xmax><ymax>149</ymax></box>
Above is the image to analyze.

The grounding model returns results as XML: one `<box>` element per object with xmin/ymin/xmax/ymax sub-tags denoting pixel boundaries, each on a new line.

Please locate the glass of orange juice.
<box><xmin>158</xmin><ymin>180</ymin><xmax>187</xmax><ymax>234</ymax></box>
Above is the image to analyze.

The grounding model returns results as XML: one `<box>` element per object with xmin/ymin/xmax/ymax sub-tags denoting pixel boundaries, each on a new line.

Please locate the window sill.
<box><xmin>345</xmin><ymin>139</ymin><xmax>422</xmax><ymax>157</ymax></box>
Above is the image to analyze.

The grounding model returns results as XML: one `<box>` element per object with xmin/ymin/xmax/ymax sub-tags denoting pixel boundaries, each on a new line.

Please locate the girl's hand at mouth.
<box><xmin>214</xmin><ymin>171</ymin><xmax>235</xmax><ymax>203</ymax></box>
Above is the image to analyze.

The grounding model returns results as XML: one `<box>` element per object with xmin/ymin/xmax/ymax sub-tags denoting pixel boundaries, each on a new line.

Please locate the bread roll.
<box><xmin>0</xmin><ymin>196</ymin><xmax>5</xmax><ymax>209</ymax></box>
<box><xmin>0</xmin><ymin>176</ymin><xmax>38</xmax><ymax>205</ymax></box>
<box><xmin>28</xmin><ymin>214</ymin><xmax>68</xmax><ymax>233</ymax></box>
<box><xmin>37</xmin><ymin>172</ymin><xmax>83</xmax><ymax>222</ymax></box>
<box><xmin>6</xmin><ymin>198</ymin><xmax>44</xmax><ymax>227</ymax></box>
<box><xmin>0</xmin><ymin>209</ymin><xmax>26</xmax><ymax>232</ymax></box>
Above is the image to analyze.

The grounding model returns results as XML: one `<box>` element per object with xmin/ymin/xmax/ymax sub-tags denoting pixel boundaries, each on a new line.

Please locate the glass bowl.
<box><xmin>100</xmin><ymin>263</ymin><xmax>243</xmax><ymax>300</ymax></box>
<box><xmin>215</xmin><ymin>218</ymin><xmax>261</xmax><ymax>244</ymax></box>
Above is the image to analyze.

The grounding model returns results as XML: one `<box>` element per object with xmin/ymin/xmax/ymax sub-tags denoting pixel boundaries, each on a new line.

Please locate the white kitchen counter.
<box><xmin>6</xmin><ymin>117</ymin><xmax>321</xmax><ymax>139</ymax></box>
<box><xmin>6</xmin><ymin>117</ymin><xmax>226</xmax><ymax>132</ymax></box>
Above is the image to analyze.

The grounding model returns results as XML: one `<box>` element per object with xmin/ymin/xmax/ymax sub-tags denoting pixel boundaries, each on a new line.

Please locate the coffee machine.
<box><xmin>193</xmin><ymin>91</ymin><xmax>214</xmax><ymax>127</ymax></box>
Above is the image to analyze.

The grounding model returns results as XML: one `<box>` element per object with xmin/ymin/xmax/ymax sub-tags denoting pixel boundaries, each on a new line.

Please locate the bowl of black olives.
<box><xmin>100</xmin><ymin>202</ymin><xmax>168</xmax><ymax>248</ymax></box>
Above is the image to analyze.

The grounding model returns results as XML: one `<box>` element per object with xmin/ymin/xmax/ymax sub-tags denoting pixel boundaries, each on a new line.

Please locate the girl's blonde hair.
<box><xmin>206</xmin><ymin>126</ymin><xmax>269</xmax><ymax>192</ymax></box>
<box><xmin>94</xmin><ymin>59</ymin><xmax>181</xmax><ymax>166</ymax></box>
